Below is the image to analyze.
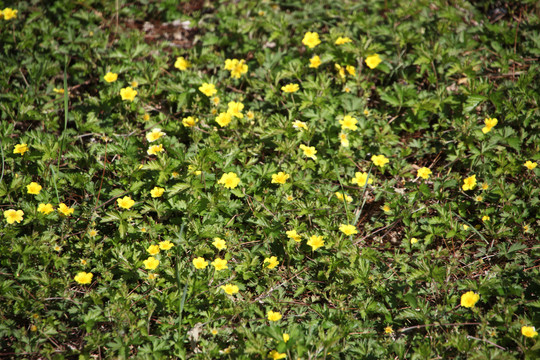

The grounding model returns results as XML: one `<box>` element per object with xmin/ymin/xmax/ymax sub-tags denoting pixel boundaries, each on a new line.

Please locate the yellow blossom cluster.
<box><xmin>7</xmin><ymin>15</ymin><xmax>537</xmax><ymax>353</ymax></box>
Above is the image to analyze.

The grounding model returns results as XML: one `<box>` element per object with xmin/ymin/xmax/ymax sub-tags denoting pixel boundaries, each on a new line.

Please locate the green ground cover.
<box><xmin>1</xmin><ymin>0</ymin><xmax>539</xmax><ymax>358</ymax></box>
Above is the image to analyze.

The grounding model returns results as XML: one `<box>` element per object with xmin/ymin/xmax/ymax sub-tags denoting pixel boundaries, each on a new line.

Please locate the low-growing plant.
<box><xmin>1</xmin><ymin>0</ymin><xmax>539</xmax><ymax>359</ymax></box>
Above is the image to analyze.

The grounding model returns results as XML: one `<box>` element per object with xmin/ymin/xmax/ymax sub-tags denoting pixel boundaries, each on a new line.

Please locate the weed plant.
<box><xmin>1</xmin><ymin>0</ymin><xmax>539</xmax><ymax>358</ymax></box>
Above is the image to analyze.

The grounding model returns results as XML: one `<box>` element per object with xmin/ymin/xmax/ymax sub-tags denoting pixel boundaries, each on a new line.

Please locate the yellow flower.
<box><xmin>460</xmin><ymin>291</ymin><xmax>479</xmax><ymax>308</ymax></box>
<box><xmin>267</xmin><ymin>310</ymin><xmax>282</xmax><ymax>322</ymax></box>
<box><xmin>13</xmin><ymin>143</ymin><xmax>29</xmax><ymax>155</ymax></box>
<box><xmin>335</xmin><ymin>64</ymin><xmax>346</xmax><ymax>78</ymax></box>
<box><xmin>199</xmin><ymin>83</ymin><xmax>217</xmax><ymax>97</ymax></box>
<box><xmin>292</xmin><ymin>121</ymin><xmax>308</xmax><ymax>130</ymax></box>
<box><xmin>159</xmin><ymin>240</ymin><xmax>174</xmax><ymax>250</ymax></box>
<box><xmin>150</xmin><ymin>187</ymin><xmax>165</xmax><ymax>198</ymax></box>
<box><xmin>218</xmin><ymin>172</ymin><xmax>240</xmax><ymax>189</ymax></box>
<box><xmin>282</xmin><ymin>333</ymin><xmax>290</xmax><ymax>343</ymax></box>
<box><xmin>216</xmin><ymin>112</ymin><xmax>232</xmax><ymax>127</ymax></box>
<box><xmin>384</xmin><ymin>326</ymin><xmax>394</xmax><ymax>334</ymax></box>
<box><xmin>148</xmin><ymin>273</ymin><xmax>158</xmax><ymax>280</ymax></box>
<box><xmin>462</xmin><ymin>175</ymin><xmax>477</xmax><ymax>191</ymax></box>
<box><xmin>147</xmin><ymin>245</ymin><xmax>160</xmax><ymax>256</ymax></box>
<box><xmin>220</xmin><ymin>283</ymin><xmax>239</xmax><ymax>295</ymax></box>
<box><xmin>302</xmin><ymin>32</ymin><xmax>321</xmax><ymax>48</ymax></box>
<box><xmin>227</xmin><ymin>101</ymin><xmax>244</xmax><ymax>118</ymax></box>
<box><xmin>89</xmin><ymin>229</ymin><xmax>98</xmax><ymax>237</ymax></box>
<box><xmin>339</xmin><ymin>224</ymin><xmax>357</xmax><ymax>235</ymax></box>
<box><xmin>351</xmin><ymin>172</ymin><xmax>373</xmax><ymax>186</ymax></box>
<box><xmin>143</xmin><ymin>257</ymin><xmax>159</xmax><ymax>270</ymax></box>
<box><xmin>309</xmin><ymin>55</ymin><xmax>321</xmax><ymax>68</ymax></box>
<box><xmin>299</xmin><ymin>144</ymin><xmax>317</xmax><ymax>160</ymax></box>
<box><xmin>417</xmin><ymin>167</ymin><xmax>432</xmax><ymax>180</ymax></box>
<box><xmin>188</xmin><ymin>165</ymin><xmax>202</xmax><ymax>175</ymax></box>
<box><xmin>212</xmin><ymin>237</ymin><xmax>227</xmax><ymax>250</ymax></box>
<box><xmin>268</xmin><ymin>350</ymin><xmax>287</xmax><ymax>360</ymax></box>
<box><xmin>147</xmin><ymin>144</ymin><xmax>164</xmax><ymax>155</ymax></box>
<box><xmin>339</xmin><ymin>115</ymin><xmax>358</xmax><ymax>130</ymax></box>
<box><xmin>211</xmin><ymin>258</ymin><xmax>228</xmax><ymax>271</ymax></box>
<box><xmin>482</xmin><ymin>215</ymin><xmax>490</xmax><ymax>222</ymax></box>
<box><xmin>307</xmin><ymin>235</ymin><xmax>324</xmax><ymax>251</ymax></box>
<box><xmin>521</xmin><ymin>326</ymin><xmax>538</xmax><ymax>338</ymax></box>
<box><xmin>212</xmin><ymin>96</ymin><xmax>220</xmax><ymax>106</ymax></box>
<box><xmin>58</xmin><ymin>203</ymin><xmax>74</xmax><ymax>216</ymax></box>
<box><xmin>225</xmin><ymin>59</ymin><xmax>248</xmax><ymax>78</ymax></box>
<box><xmin>193</xmin><ymin>257</ymin><xmax>208</xmax><ymax>269</ymax></box>
<box><xmin>264</xmin><ymin>256</ymin><xmax>279</xmax><ymax>269</ymax></box>
<box><xmin>371</xmin><ymin>154</ymin><xmax>389</xmax><ymax>167</ymax></box>
<box><xmin>4</xmin><ymin>209</ymin><xmax>24</xmax><ymax>224</ymax></box>
<box><xmin>365</xmin><ymin>54</ymin><xmax>382</xmax><ymax>69</ymax></box>
<box><xmin>117</xmin><ymin>196</ymin><xmax>135</xmax><ymax>209</ymax></box>
<box><xmin>271</xmin><ymin>172</ymin><xmax>290</xmax><ymax>184</ymax></box>
<box><xmin>2</xmin><ymin>8</ymin><xmax>18</xmax><ymax>20</ymax></box>
<box><xmin>74</xmin><ymin>272</ymin><xmax>93</xmax><ymax>285</ymax></box>
<box><xmin>26</xmin><ymin>182</ymin><xmax>42</xmax><ymax>195</ymax></box>
<box><xmin>231</xmin><ymin>60</ymin><xmax>249</xmax><ymax>79</ymax></box>
<box><xmin>335</xmin><ymin>36</ymin><xmax>352</xmax><ymax>45</ymax></box>
<box><xmin>364</xmin><ymin>109</ymin><xmax>370</xmax><ymax>116</ymax></box>
<box><xmin>339</xmin><ymin>133</ymin><xmax>349</xmax><ymax>147</ymax></box>
<box><xmin>481</xmin><ymin>117</ymin><xmax>498</xmax><ymax>134</ymax></box>
<box><xmin>174</xmin><ymin>56</ymin><xmax>191</xmax><ymax>70</ymax></box>
<box><xmin>182</xmin><ymin>116</ymin><xmax>199</xmax><ymax>127</ymax></box>
<box><xmin>286</xmin><ymin>195</ymin><xmax>294</xmax><ymax>201</ymax></box>
<box><xmin>246</xmin><ymin>110</ymin><xmax>255</xmax><ymax>120</ymax></box>
<box><xmin>346</xmin><ymin>65</ymin><xmax>356</xmax><ymax>75</ymax></box>
<box><xmin>286</xmin><ymin>230</ymin><xmax>302</xmax><ymax>242</ymax></box>
<box><xmin>53</xmin><ymin>88</ymin><xmax>65</xmax><ymax>94</ymax></box>
<box><xmin>120</xmin><ymin>87</ymin><xmax>137</xmax><ymax>101</ymax></box>
<box><xmin>221</xmin><ymin>346</ymin><xmax>233</xmax><ymax>354</ymax></box>
<box><xmin>146</xmin><ymin>128</ymin><xmax>166</xmax><ymax>142</ymax></box>
<box><xmin>281</xmin><ymin>83</ymin><xmax>299</xmax><ymax>93</ymax></box>
<box><xmin>131</xmin><ymin>81</ymin><xmax>138</xmax><ymax>88</ymax></box>
<box><xmin>410</xmin><ymin>237</ymin><xmax>419</xmax><ymax>244</ymax></box>
<box><xmin>103</xmin><ymin>72</ymin><xmax>118</xmax><ymax>83</ymax></box>
<box><xmin>524</xmin><ymin>161</ymin><xmax>537</xmax><ymax>170</ymax></box>
<box><xmin>343</xmin><ymin>86</ymin><xmax>351</xmax><ymax>93</ymax></box>
<box><xmin>37</xmin><ymin>203</ymin><xmax>54</xmax><ymax>215</ymax></box>
<box><xmin>143</xmin><ymin>113</ymin><xmax>150</xmax><ymax>121</ymax></box>
<box><xmin>475</xmin><ymin>196</ymin><xmax>483</xmax><ymax>202</ymax></box>
<box><xmin>383</xmin><ymin>205</ymin><xmax>391</xmax><ymax>213</ymax></box>
<box><xmin>481</xmin><ymin>183</ymin><xmax>489</xmax><ymax>190</ymax></box>
<box><xmin>462</xmin><ymin>225</ymin><xmax>469</xmax><ymax>230</ymax></box>
<box><xmin>224</xmin><ymin>59</ymin><xmax>235</xmax><ymax>71</ymax></box>
<box><xmin>335</xmin><ymin>192</ymin><xmax>352</xmax><ymax>203</ymax></box>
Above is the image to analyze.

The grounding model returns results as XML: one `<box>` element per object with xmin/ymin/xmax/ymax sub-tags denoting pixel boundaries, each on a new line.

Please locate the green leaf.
<box><xmin>463</xmin><ymin>95</ymin><xmax>487</xmax><ymax>113</ymax></box>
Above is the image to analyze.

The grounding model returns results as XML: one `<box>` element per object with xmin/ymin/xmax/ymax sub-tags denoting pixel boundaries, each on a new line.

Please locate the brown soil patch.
<box><xmin>124</xmin><ymin>19</ymin><xmax>198</xmax><ymax>49</ymax></box>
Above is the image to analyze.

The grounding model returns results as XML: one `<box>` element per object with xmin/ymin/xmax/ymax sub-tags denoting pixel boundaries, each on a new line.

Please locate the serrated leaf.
<box><xmin>463</xmin><ymin>95</ymin><xmax>487</xmax><ymax>113</ymax></box>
